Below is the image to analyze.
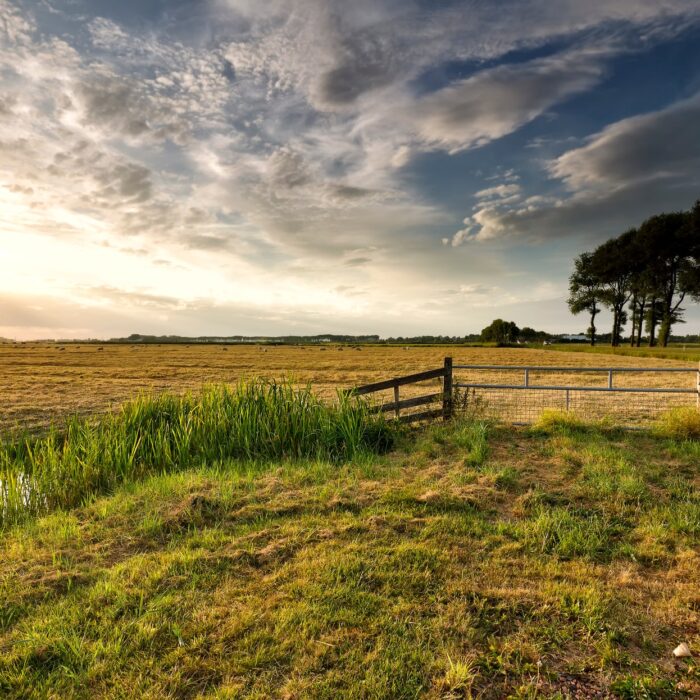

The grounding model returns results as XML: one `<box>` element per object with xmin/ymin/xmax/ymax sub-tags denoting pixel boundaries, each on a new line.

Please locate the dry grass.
<box><xmin>1</xmin><ymin>343</ymin><xmax>696</xmax><ymax>432</ymax></box>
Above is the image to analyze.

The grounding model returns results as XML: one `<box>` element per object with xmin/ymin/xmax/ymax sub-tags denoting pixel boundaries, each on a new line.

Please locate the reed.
<box><xmin>0</xmin><ymin>380</ymin><xmax>395</xmax><ymax>529</ymax></box>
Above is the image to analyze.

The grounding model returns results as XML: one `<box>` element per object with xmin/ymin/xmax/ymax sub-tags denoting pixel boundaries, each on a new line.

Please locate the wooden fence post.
<box><xmin>443</xmin><ymin>356</ymin><xmax>453</xmax><ymax>420</ymax></box>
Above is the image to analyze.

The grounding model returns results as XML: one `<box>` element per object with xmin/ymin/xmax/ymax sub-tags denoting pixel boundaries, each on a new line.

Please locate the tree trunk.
<box><xmin>629</xmin><ymin>294</ymin><xmax>638</xmax><ymax>347</ymax></box>
<box><xmin>589</xmin><ymin>308</ymin><xmax>597</xmax><ymax>346</ymax></box>
<box><xmin>647</xmin><ymin>299</ymin><xmax>658</xmax><ymax>347</ymax></box>
<box><xmin>658</xmin><ymin>290</ymin><xmax>685</xmax><ymax>348</ymax></box>
<box><xmin>611</xmin><ymin>304</ymin><xmax>625</xmax><ymax>347</ymax></box>
<box><xmin>636</xmin><ymin>299</ymin><xmax>646</xmax><ymax>347</ymax></box>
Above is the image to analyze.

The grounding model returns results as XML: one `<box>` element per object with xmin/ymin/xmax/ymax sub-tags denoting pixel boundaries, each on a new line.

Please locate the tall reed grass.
<box><xmin>0</xmin><ymin>380</ymin><xmax>395</xmax><ymax>529</ymax></box>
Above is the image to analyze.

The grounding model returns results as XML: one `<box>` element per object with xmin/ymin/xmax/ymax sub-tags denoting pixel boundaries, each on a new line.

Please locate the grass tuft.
<box><xmin>0</xmin><ymin>380</ymin><xmax>395</xmax><ymax>529</ymax></box>
<box><xmin>530</xmin><ymin>409</ymin><xmax>590</xmax><ymax>435</ymax></box>
<box><xmin>518</xmin><ymin>506</ymin><xmax>621</xmax><ymax>561</ymax></box>
<box><xmin>653</xmin><ymin>407</ymin><xmax>700</xmax><ymax>441</ymax></box>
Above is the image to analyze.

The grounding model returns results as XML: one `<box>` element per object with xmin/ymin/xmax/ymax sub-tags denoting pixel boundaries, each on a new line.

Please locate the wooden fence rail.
<box><xmin>346</xmin><ymin>357</ymin><xmax>453</xmax><ymax>424</ymax></box>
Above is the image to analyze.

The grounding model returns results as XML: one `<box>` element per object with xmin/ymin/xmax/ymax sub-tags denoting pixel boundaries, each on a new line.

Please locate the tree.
<box><xmin>481</xmin><ymin>319</ymin><xmax>519</xmax><ymax>345</ymax></box>
<box><xmin>625</xmin><ymin>229</ymin><xmax>658</xmax><ymax>347</ymax></box>
<box><xmin>566</xmin><ymin>200</ymin><xmax>700</xmax><ymax>347</ymax></box>
<box><xmin>568</xmin><ymin>252</ymin><xmax>602</xmax><ymax>346</ymax></box>
<box><xmin>637</xmin><ymin>212</ymin><xmax>697</xmax><ymax>347</ymax></box>
<box><xmin>679</xmin><ymin>199</ymin><xmax>700</xmax><ymax>309</ymax></box>
<box><xmin>590</xmin><ymin>231</ymin><xmax>636</xmax><ymax>346</ymax></box>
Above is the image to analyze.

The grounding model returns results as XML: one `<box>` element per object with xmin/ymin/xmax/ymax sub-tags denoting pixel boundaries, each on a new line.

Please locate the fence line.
<box><xmin>453</xmin><ymin>362</ymin><xmax>700</xmax><ymax>425</ymax></box>
<box><xmin>347</xmin><ymin>358</ymin><xmax>700</xmax><ymax>426</ymax></box>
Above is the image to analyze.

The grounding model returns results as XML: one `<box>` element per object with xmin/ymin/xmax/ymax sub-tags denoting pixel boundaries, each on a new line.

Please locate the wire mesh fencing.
<box><xmin>453</xmin><ymin>365</ymin><xmax>700</xmax><ymax>427</ymax></box>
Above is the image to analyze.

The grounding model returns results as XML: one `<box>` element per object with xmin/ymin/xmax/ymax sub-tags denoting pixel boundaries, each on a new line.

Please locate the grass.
<box><xmin>0</xmin><ymin>414</ymin><xmax>698</xmax><ymax>698</ymax></box>
<box><xmin>0</xmin><ymin>380</ymin><xmax>394</xmax><ymax>529</ymax></box>
<box><xmin>653</xmin><ymin>407</ymin><xmax>700</xmax><ymax>441</ymax></box>
<box><xmin>546</xmin><ymin>343</ymin><xmax>700</xmax><ymax>363</ymax></box>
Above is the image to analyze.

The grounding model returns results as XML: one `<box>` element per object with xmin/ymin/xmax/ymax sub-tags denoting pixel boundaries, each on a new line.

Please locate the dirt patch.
<box><xmin>547</xmin><ymin>673</ymin><xmax>614</xmax><ymax>699</ymax></box>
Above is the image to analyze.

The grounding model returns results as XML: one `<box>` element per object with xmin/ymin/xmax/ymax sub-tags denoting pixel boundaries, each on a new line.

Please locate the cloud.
<box><xmin>329</xmin><ymin>184</ymin><xmax>375</xmax><ymax>200</ymax></box>
<box><xmin>266</xmin><ymin>147</ymin><xmax>312</xmax><ymax>189</ymax></box>
<box><xmin>315</xmin><ymin>33</ymin><xmax>397</xmax><ymax>107</ymax></box>
<box><xmin>550</xmin><ymin>92</ymin><xmax>700</xmax><ymax>191</ymax></box>
<box><xmin>464</xmin><ymin>92</ymin><xmax>700</xmax><ymax>242</ymax></box>
<box><xmin>414</xmin><ymin>50</ymin><xmax>606</xmax><ymax>151</ymax></box>
<box><xmin>4</xmin><ymin>0</ymin><xmax>700</xmax><ymax>338</ymax></box>
<box><xmin>344</xmin><ymin>256</ymin><xmax>372</xmax><ymax>267</ymax></box>
<box><xmin>475</xmin><ymin>183</ymin><xmax>522</xmax><ymax>200</ymax></box>
<box><xmin>447</xmin><ymin>219</ymin><xmax>477</xmax><ymax>247</ymax></box>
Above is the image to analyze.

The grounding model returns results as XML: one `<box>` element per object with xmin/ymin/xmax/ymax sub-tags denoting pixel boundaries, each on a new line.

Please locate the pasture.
<box><xmin>1</xmin><ymin>414</ymin><xmax>699</xmax><ymax>698</ymax></box>
<box><xmin>0</xmin><ymin>343</ymin><xmax>696</xmax><ymax>432</ymax></box>
<box><xmin>1</xmin><ymin>343</ymin><xmax>698</xmax><ymax>698</ymax></box>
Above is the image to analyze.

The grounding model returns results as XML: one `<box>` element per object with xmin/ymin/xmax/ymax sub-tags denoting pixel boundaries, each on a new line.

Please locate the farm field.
<box><xmin>1</xmin><ymin>343</ymin><xmax>698</xmax><ymax>432</ymax></box>
<box><xmin>1</xmin><ymin>416</ymin><xmax>698</xmax><ymax>698</ymax></box>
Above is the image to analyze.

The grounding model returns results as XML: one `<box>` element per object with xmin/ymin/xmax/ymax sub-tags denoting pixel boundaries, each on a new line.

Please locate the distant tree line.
<box><xmin>381</xmin><ymin>335</ymin><xmax>482</xmax><ymax>344</ymax></box>
<box><xmin>111</xmin><ymin>334</ymin><xmax>383</xmax><ymax>344</ymax></box>
<box><xmin>568</xmin><ymin>201</ymin><xmax>700</xmax><ymax>347</ymax></box>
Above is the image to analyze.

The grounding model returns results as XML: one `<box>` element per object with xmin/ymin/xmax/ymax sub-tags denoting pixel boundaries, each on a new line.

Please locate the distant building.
<box><xmin>561</xmin><ymin>334</ymin><xmax>589</xmax><ymax>343</ymax></box>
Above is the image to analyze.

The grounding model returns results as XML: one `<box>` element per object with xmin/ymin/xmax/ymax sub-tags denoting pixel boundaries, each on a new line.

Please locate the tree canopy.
<box><xmin>480</xmin><ymin>319</ymin><xmax>520</xmax><ymax>345</ymax></box>
<box><xmin>567</xmin><ymin>201</ymin><xmax>700</xmax><ymax>346</ymax></box>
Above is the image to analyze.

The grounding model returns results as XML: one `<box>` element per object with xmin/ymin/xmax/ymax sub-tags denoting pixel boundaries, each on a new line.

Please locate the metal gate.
<box><xmin>452</xmin><ymin>363</ymin><xmax>700</xmax><ymax>426</ymax></box>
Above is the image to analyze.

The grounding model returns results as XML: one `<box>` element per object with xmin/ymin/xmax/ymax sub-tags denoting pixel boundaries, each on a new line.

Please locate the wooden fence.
<box><xmin>346</xmin><ymin>357</ymin><xmax>453</xmax><ymax>423</ymax></box>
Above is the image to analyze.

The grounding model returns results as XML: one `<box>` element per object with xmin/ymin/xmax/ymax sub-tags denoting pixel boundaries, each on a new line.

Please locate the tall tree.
<box><xmin>625</xmin><ymin>229</ymin><xmax>659</xmax><ymax>347</ymax></box>
<box><xmin>566</xmin><ymin>201</ymin><xmax>700</xmax><ymax>346</ymax></box>
<box><xmin>644</xmin><ymin>298</ymin><xmax>664</xmax><ymax>347</ymax></box>
<box><xmin>637</xmin><ymin>212</ymin><xmax>695</xmax><ymax>347</ymax></box>
<box><xmin>568</xmin><ymin>252</ymin><xmax>602</xmax><ymax>346</ymax></box>
<box><xmin>590</xmin><ymin>231</ymin><xmax>636</xmax><ymax>346</ymax></box>
<box><xmin>678</xmin><ymin>199</ymin><xmax>700</xmax><ymax>315</ymax></box>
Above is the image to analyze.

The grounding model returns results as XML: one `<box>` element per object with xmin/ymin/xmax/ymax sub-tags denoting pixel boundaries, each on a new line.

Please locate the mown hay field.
<box><xmin>1</xmin><ymin>343</ymin><xmax>697</xmax><ymax>431</ymax></box>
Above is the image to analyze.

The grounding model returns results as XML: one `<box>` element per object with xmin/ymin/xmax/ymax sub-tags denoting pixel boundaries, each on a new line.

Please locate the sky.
<box><xmin>1</xmin><ymin>0</ymin><xmax>700</xmax><ymax>340</ymax></box>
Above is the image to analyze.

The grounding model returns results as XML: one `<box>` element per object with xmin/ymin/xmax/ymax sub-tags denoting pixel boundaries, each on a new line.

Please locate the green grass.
<box><xmin>0</xmin><ymin>414</ymin><xmax>698</xmax><ymax>698</ymax></box>
<box><xmin>0</xmin><ymin>380</ymin><xmax>395</xmax><ymax>529</ymax></box>
<box><xmin>545</xmin><ymin>343</ymin><xmax>700</xmax><ymax>363</ymax></box>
